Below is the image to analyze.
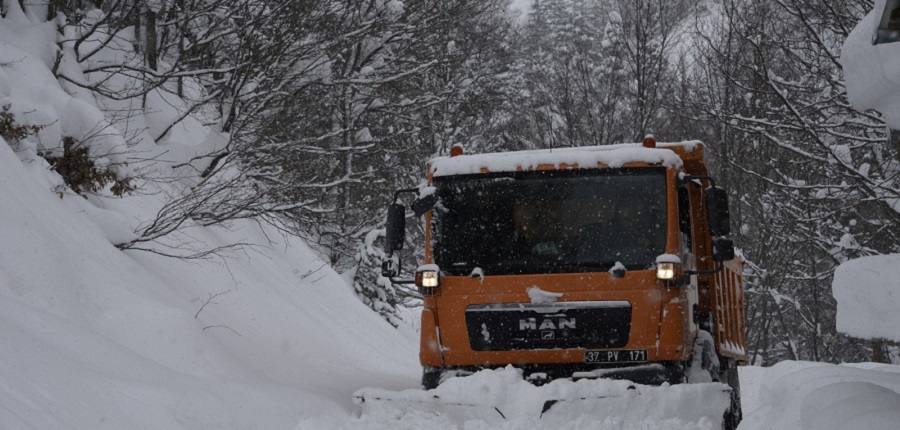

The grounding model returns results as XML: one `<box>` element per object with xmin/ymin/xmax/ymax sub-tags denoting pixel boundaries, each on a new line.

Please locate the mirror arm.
<box><xmin>392</xmin><ymin>188</ymin><xmax>420</xmax><ymax>204</ymax></box>
<box><xmin>679</xmin><ymin>175</ymin><xmax>717</xmax><ymax>190</ymax></box>
<box><xmin>684</xmin><ymin>261</ymin><xmax>724</xmax><ymax>277</ymax></box>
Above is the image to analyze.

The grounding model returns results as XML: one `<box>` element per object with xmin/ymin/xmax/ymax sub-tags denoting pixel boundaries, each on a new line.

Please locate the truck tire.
<box><xmin>688</xmin><ymin>332</ymin><xmax>741</xmax><ymax>430</ymax></box>
<box><xmin>688</xmin><ymin>332</ymin><xmax>720</xmax><ymax>383</ymax></box>
<box><xmin>663</xmin><ymin>361</ymin><xmax>687</xmax><ymax>384</ymax></box>
<box><xmin>719</xmin><ymin>359</ymin><xmax>742</xmax><ymax>430</ymax></box>
<box><xmin>422</xmin><ymin>367</ymin><xmax>442</xmax><ymax>390</ymax></box>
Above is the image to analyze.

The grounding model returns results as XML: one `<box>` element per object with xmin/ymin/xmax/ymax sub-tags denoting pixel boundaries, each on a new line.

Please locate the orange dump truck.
<box><xmin>381</xmin><ymin>138</ymin><xmax>746</xmax><ymax>427</ymax></box>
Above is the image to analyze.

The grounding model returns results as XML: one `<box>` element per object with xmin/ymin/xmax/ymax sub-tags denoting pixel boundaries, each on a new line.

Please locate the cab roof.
<box><xmin>429</xmin><ymin>141</ymin><xmax>706</xmax><ymax>177</ymax></box>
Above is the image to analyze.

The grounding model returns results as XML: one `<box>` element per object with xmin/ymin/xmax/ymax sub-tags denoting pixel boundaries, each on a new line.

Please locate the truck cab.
<box><xmin>382</xmin><ymin>139</ymin><xmax>746</xmax><ymax>390</ymax></box>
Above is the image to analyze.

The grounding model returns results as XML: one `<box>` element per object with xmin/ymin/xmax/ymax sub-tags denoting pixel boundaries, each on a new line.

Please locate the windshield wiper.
<box><xmin>569</xmin><ymin>261</ymin><xmax>617</xmax><ymax>270</ymax></box>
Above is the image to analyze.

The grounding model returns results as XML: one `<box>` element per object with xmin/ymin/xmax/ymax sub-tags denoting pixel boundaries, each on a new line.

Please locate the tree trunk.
<box><xmin>872</xmin><ymin>340</ymin><xmax>889</xmax><ymax>364</ymax></box>
<box><xmin>145</xmin><ymin>7</ymin><xmax>158</xmax><ymax>70</ymax></box>
<box><xmin>891</xmin><ymin>128</ymin><xmax>900</xmax><ymax>164</ymax></box>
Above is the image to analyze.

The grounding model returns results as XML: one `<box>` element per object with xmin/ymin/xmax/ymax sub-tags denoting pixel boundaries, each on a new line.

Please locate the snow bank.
<box><xmin>832</xmin><ymin>254</ymin><xmax>900</xmax><ymax>342</ymax></box>
<box><xmin>841</xmin><ymin>1</ymin><xmax>900</xmax><ymax>130</ymax></box>
<box><xmin>740</xmin><ymin>361</ymin><xmax>900</xmax><ymax>430</ymax></box>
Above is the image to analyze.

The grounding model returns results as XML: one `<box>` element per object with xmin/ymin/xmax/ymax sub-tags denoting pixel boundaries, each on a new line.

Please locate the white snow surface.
<box><xmin>527</xmin><ymin>286</ymin><xmax>564</xmax><ymax>304</ymax></box>
<box><xmin>2</xmin><ymin>6</ymin><xmax>900</xmax><ymax>430</ymax></box>
<box><xmin>739</xmin><ymin>361</ymin><xmax>900</xmax><ymax>430</ymax></box>
<box><xmin>656</xmin><ymin>253</ymin><xmax>682</xmax><ymax>264</ymax></box>
<box><xmin>832</xmin><ymin>254</ymin><xmax>900</xmax><ymax>342</ymax></box>
<box><xmin>429</xmin><ymin>142</ymin><xmax>699</xmax><ymax>177</ymax></box>
<box><xmin>841</xmin><ymin>0</ymin><xmax>900</xmax><ymax>130</ymax></box>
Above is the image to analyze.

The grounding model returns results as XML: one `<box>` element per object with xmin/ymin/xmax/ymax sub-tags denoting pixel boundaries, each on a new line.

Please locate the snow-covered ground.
<box><xmin>3</xmin><ymin>4</ymin><xmax>900</xmax><ymax>430</ymax></box>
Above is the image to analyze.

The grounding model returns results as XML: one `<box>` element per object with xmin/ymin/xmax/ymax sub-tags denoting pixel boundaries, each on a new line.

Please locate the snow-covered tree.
<box><xmin>682</xmin><ymin>0</ymin><xmax>899</xmax><ymax>364</ymax></box>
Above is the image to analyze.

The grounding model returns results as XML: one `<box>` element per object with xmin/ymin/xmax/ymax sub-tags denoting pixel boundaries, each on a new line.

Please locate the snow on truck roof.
<box><xmin>429</xmin><ymin>141</ymin><xmax>703</xmax><ymax>177</ymax></box>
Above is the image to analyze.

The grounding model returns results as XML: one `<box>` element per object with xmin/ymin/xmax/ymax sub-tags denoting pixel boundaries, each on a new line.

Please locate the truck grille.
<box><xmin>464</xmin><ymin>301</ymin><xmax>631</xmax><ymax>351</ymax></box>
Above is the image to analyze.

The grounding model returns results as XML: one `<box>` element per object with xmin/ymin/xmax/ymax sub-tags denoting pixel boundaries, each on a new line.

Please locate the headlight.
<box><xmin>420</xmin><ymin>270</ymin><xmax>439</xmax><ymax>287</ymax></box>
<box><xmin>415</xmin><ymin>265</ymin><xmax>441</xmax><ymax>293</ymax></box>
<box><xmin>657</xmin><ymin>262</ymin><xmax>677</xmax><ymax>280</ymax></box>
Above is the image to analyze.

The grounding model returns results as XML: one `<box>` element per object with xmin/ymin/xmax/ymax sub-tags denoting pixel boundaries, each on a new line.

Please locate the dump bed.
<box><xmin>714</xmin><ymin>258</ymin><xmax>747</xmax><ymax>360</ymax></box>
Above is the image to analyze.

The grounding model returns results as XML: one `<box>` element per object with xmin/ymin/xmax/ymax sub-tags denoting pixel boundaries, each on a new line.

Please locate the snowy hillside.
<box><xmin>0</xmin><ymin>128</ymin><xmax>420</xmax><ymax>429</ymax></box>
<box><xmin>1</xmin><ymin>4</ymin><xmax>420</xmax><ymax>429</ymax></box>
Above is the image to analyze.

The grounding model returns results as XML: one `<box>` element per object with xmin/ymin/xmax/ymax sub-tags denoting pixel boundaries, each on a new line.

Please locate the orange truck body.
<box><xmin>410</xmin><ymin>141</ymin><xmax>746</xmax><ymax>382</ymax></box>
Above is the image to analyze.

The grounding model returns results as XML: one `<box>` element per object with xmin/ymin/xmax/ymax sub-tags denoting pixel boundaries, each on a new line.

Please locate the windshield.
<box><xmin>433</xmin><ymin>169</ymin><xmax>668</xmax><ymax>276</ymax></box>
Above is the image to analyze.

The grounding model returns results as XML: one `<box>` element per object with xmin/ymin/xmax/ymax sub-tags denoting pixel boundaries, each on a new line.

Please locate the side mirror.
<box><xmin>381</xmin><ymin>258</ymin><xmax>399</xmax><ymax>278</ymax></box>
<box><xmin>411</xmin><ymin>192</ymin><xmax>439</xmax><ymax>217</ymax></box>
<box><xmin>383</xmin><ymin>203</ymin><xmax>406</xmax><ymax>255</ymax></box>
<box><xmin>706</xmin><ymin>187</ymin><xmax>731</xmax><ymax>237</ymax></box>
<box><xmin>712</xmin><ymin>238</ymin><xmax>735</xmax><ymax>262</ymax></box>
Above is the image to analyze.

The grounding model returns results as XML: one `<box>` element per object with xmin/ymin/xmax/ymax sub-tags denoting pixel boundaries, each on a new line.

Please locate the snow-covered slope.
<box><xmin>0</xmin><ymin>10</ymin><xmax>420</xmax><ymax>428</ymax></box>
<box><xmin>0</xmin><ymin>136</ymin><xmax>420</xmax><ymax>429</ymax></box>
<box><xmin>0</xmin><ymin>5</ymin><xmax>416</xmax><ymax>429</ymax></box>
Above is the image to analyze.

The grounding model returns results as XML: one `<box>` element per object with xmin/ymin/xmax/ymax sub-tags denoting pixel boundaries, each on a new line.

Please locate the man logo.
<box><xmin>542</xmin><ymin>331</ymin><xmax>554</xmax><ymax>339</ymax></box>
<box><xmin>519</xmin><ymin>317</ymin><xmax>576</xmax><ymax>331</ymax></box>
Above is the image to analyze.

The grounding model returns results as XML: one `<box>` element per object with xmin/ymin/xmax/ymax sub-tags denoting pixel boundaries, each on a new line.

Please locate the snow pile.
<box><xmin>841</xmin><ymin>0</ymin><xmax>900</xmax><ymax>130</ymax></box>
<box><xmin>348</xmin><ymin>366</ymin><xmax>731</xmax><ymax>430</ymax></box>
<box><xmin>832</xmin><ymin>254</ymin><xmax>900</xmax><ymax>342</ymax></box>
<box><xmin>342</xmin><ymin>362</ymin><xmax>900</xmax><ymax>430</ymax></box>
<box><xmin>740</xmin><ymin>361</ymin><xmax>900</xmax><ymax>430</ymax></box>
<box><xmin>429</xmin><ymin>141</ymin><xmax>701</xmax><ymax>177</ymax></box>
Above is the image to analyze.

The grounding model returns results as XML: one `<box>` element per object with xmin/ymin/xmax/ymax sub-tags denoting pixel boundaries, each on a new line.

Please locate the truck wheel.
<box><xmin>422</xmin><ymin>367</ymin><xmax>442</xmax><ymax>390</ymax></box>
<box><xmin>687</xmin><ymin>332</ymin><xmax>720</xmax><ymax>383</ymax></box>
<box><xmin>663</xmin><ymin>361</ymin><xmax>686</xmax><ymax>385</ymax></box>
<box><xmin>719</xmin><ymin>359</ymin><xmax>742</xmax><ymax>430</ymax></box>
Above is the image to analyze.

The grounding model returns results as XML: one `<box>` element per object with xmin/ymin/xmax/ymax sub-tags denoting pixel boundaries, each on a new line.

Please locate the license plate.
<box><xmin>585</xmin><ymin>349</ymin><xmax>648</xmax><ymax>363</ymax></box>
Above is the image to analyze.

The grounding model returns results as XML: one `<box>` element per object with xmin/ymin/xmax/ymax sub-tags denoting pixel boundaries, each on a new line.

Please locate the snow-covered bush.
<box><xmin>0</xmin><ymin>104</ymin><xmax>41</xmax><ymax>142</ymax></box>
<box><xmin>40</xmin><ymin>136</ymin><xmax>133</xmax><ymax>197</ymax></box>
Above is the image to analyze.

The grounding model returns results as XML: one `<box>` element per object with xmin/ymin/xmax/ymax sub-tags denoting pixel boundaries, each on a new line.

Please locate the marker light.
<box><xmin>657</xmin><ymin>262</ymin><xmax>676</xmax><ymax>280</ymax></box>
<box><xmin>450</xmin><ymin>144</ymin><xmax>464</xmax><ymax>157</ymax></box>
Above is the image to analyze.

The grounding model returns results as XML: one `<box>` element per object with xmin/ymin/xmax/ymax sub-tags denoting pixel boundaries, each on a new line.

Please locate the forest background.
<box><xmin>3</xmin><ymin>0</ymin><xmax>898</xmax><ymax>365</ymax></box>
